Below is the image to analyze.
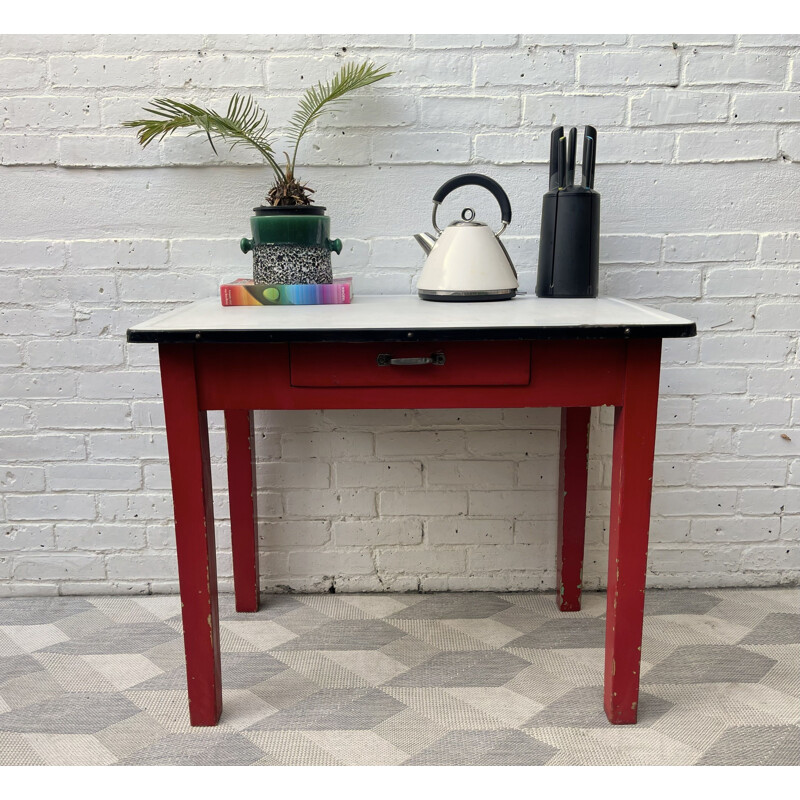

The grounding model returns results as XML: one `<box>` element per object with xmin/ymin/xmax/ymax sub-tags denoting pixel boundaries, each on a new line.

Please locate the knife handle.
<box><xmin>585</xmin><ymin>137</ymin><xmax>595</xmax><ymax>189</ymax></box>
<box><xmin>566</xmin><ymin>127</ymin><xmax>577</xmax><ymax>187</ymax></box>
<box><xmin>549</xmin><ymin>126</ymin><xmax>563</xmax><ymax>191</ymax></box>
<box><xmin>557</xmin><ymin>136</ymin><xmax>566</xmax><ymax>189</ymax></box>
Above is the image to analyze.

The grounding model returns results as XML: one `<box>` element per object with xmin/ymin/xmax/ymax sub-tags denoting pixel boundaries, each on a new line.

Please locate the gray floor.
<box><xmin>0</xmin><ymin>587</ymin><xmax>798</xmax><ymax>766</ymax></box>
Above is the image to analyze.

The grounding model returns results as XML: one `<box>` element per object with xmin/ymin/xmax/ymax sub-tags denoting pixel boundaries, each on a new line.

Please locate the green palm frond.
<box><xmin>286</xmin><ymin>61</ymin><xmax>393</xmax><ymax>171</ymax></box>
<box><xmin>123</xmin><ymin>95</ymin><xmax>284</xmax><ymax>180</ymax></box>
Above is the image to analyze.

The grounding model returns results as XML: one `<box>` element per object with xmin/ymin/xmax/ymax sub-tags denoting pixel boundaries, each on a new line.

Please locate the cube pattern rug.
<box><xmin>0</xmin><ymin>588</ymin><xmax>798</xmax><ymax>766</ymax></box>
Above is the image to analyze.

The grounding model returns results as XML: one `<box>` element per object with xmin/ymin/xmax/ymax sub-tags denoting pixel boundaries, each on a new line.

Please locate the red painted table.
<box><xmin>127</xmin><ymin>294</ymin><xmax>695</xmax><ymax>727</ymax></box>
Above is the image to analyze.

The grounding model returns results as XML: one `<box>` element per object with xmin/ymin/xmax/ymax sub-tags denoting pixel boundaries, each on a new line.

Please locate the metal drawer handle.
<box><xmin>377</xmin><ymin>352</ymin><xmax>446</xmax><ymax>367</ymax></box>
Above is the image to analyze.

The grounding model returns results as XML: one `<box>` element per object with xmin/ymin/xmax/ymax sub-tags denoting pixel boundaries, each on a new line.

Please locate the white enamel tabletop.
<box><xmin>127</xmin><ymin>294</ymin><xmax>695</xmax><ymax>343</ymax></box>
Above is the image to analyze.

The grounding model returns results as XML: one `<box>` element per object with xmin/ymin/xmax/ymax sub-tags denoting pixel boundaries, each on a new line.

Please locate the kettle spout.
<box><xmin>414</xmin><ymin>232</ymin><xmax>437</xmax><ymax>255</ymax></box>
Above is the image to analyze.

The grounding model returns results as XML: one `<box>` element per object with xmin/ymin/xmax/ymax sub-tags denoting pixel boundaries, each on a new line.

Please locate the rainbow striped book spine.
<box><xmin>221</xmin><ymin>277</ymin><xmax>352</xmax><ymax>306</ymax></box>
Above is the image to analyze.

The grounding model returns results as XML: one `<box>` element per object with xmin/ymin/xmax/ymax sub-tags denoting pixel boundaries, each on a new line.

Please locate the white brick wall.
<box><xmin>1</xmin><ymin>34</ymin><xmax>798</xmax><ymax>596</ymax></box>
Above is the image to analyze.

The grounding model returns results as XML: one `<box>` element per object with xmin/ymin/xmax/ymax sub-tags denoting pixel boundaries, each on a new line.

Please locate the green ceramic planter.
<box><xmin>240</xmin><ymin>206</ymin><xmax>343</xmax><ymax>285</ymax></box>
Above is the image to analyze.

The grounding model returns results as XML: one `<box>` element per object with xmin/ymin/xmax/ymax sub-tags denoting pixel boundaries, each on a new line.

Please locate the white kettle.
<box><xmin>415</xmin><ymin>174</ymin><xmax>518</xmax><ymax>302</ymax></box>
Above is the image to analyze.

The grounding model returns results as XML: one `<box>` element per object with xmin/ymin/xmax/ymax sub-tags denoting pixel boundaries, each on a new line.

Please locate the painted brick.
<box><xmin>281</xmin><ymin>431</ymin><xmax>373</xmax><ymax>460</ymax></box>
<box><xmin>379</xmin><ymin>490</ymin><xmax>467</xmax><ymax>517</ymax></box>
<box><xmin>0</xmin><ymin>404</ymin><xmax>31</xmax><ymax>430</ymax></box>
<box><xmin>0</xmin><ymin>309</ymin><xmax>75</xmax><ymax>337</ymax></box>
<box><xmin>0</xmin><ymin>434</ymin><xmax>85</xmax><ymax>462</ymax></box>
<box><xmin>0</xmin><ymin>134</ymin><xmax>58</xmax><ymax>165</ymax></box>
<box><xmin>48</xmin><ymin>464</ymin><xmax>141</xmax><ymax>491</ymax></box>
<box><xmin>373</xmin><ymin>132</ymin><xmax>470</xmax><ymax>164</ymax></box>
<box><xmin>578</xmin><ymin>51</ymin><xmax>678</xmax><ymax>86</ymax></box>
<box><xmin>58</xmin><ymin>135</ymin><xmax>160</xmax><ymax>168</ymax></box>
<box><xmin>377</xmin><ymin>548</ymin><xmax>465</xmax><ymax>575</ymax></box>
<box><xmin>732</xmin><ymin>93</ymin><xmax>800</xmax><ymax>123</ymax></box>
<box><xmin>0</xmin><ymin>523</ymin><xmax>53</xmax><ymax>550</ymax></box>
<box><xmin>660</xmin><ymin>367</ymin><xmax>748</xmax><ymax>396</ymax></box>
<box><xmin>35</xmin><ymin>402</ymin><xmax>131</xmax><ymax>430</ymax></box>
<box><xmin>283</xmin><ymin>489</ymin><xmax>375</xmax><ymax>518</ymax></box>
<box><xmin>469</xmin><ymin>490</ymin><xmax>556</xmax><ymax>518</ymax></box>
<box><xmin>665</xmin><ymin>233</ymin><xmax>758</xmax><ymax>263</ymax></box>
<box><xmin>420</xmin><ymin>95</ymin><xmax>520</xmax><ymax>130</ymax></box>
<box><xmin>597</xmin><ymin>131</ymin><xmax>674</xmax><ymax>163</ymax></box>
<box><xmin>319</xmin><ymin>95</ymin><xmax>418</xmax><ymax>129</ymax></box>
<box><xmin>694</xmin><ymin>460</ymin><xmax>787</xmax><ymax>487</ymax></box>
<box><xmin>474</xmin><ymin>132</ymin><xmax>549</xmax><ymax>164</ymax></box>
<box><xmin>426</xmin><ymin>518</ymin><xmax>513</xmax><ymax>545</ymax></box>
<box><xmin>476</xmin><ymin>50</ymin><xmax>575</xmax><ymax>88</ymax></box>
<box><xmin>0</xmin><ymin>35</ymin><xmax>98</xmax><ymax>54</ymax></box>
<box><xmin>754</xmin><ymin>304</ymin><xmax>800</xmax><ymax>331</ymax></box>
<box><xmin>390</xmin><ymin>53</ymin><xmax>475</xmax><ymax>87</ymax></box>
<box><xmin>759</xmin><ymin>233</ymin><xmax>800</xmax><ymax>263</ymax></box>
<box><xmin>49</xmin><ymin>55</ymin><xmax>156</xmax><ymax>88</ymax></box>
<box><xmin>287</xmin><ymin>550</ymin><xmax>374</xmax><ymax>577</ymax></box>
<box><xmin>469</xmin><ymin>544</ymin><xmax>552</xmax><ymax>572</ymax></box>
<box><xmin>694</xmin><ymin>397</ymin><xmax>792</xmax><ymax>428</ymax></box>
<box><xmin>333</xmin><ymin>519</ymin><xmax>422</xmax><ymax>546</ymax></box>
<box><xmin>706</xmin><ymin>267</ymin><xmax>800</xmax><ymax>297</ymax></box>
<box><xmin>651</xmin><ymin>489</ymin><xmax>738</xmax><ymax>517</ymax></box>
<box><xmin>0</xmin><ymin>240</ymin><xmax>66</xmax><ymax>268</ymax></box>
<box><xmin>684</xmin><ymin>53</ymin><xmax>786</xmax><ymax>86</ymax></box>
<box><xmin>258</xmin><ymin>522</ymin><xmax>330</xmax><ymax>548</ymax></box>
<box><xmin>55</xmin><ymin>523</ymin><xmax>146</xmax><ymax>550</ymax></box>
<box><xmin>336</xmin><ymin>461</ymin><xmax>422</xmax><ymax>488</ymax></box>
<box><xmin>677</xmin><ymin>129</ymin><xmax>777</xmax><ymax>163</ymax></box>
<box><xmin>629</xmin><ymin>89</ymin><xmax>729</xmax><ymax>126</ymax></box>
<box><xmin>691</xmin><ymin>517</ymin><xmax>780</xmax><ymax>544</ymax></box>
<box><xmin>27</xmin><ymin>339</ymin><xmax>124</xmax><ymax>368</ymax></box>
<box><xmin>467</xmin><ymin>430</ymin><xmax>559</xmax><ymax>457</ymax></box>
<box><xmin>376</xmin><ymin>431</ymin><xmax>465</xmax><ymax>457</ymax></box>
<box><xmin>415</xmin><ymin>35</ymin><xmax>518</xmax><ymax>49</ymax></box>
<box><xmin>524</xmin><ymin>93</ymin><xmax>627</xmax><ymax>126</ymax></box>
<box><xmin>0</xmin><ymin>35</ymin><xmax>797</xmax><ymax>595</ymax></box>
<box><xmin>14</xmin><ymin>554</ymin><xmax>105</xmax><ymax>581</ymax></box>
<box><xmin>0</xmin><ymin>467</ymin><xmax>45</xmax><ymax>493</ymax></box>
<box><xmin>0</xmin><ymin>96</ymin><xmax>100</xmax><ymax>128</ymax></box>
<box><xmin>106</xmin><ymin>553</ymin><xmax>178</xmax><ymax>580</ymax></box>
<box><xmin>737</xmin><ymin>430</ymin><xmax>800</xmax><ymax>457</ymax></box>
<box><xmin>6</xmin><ymin>494</ymin><xmax>96</xmax><ymax>521</ymax></box>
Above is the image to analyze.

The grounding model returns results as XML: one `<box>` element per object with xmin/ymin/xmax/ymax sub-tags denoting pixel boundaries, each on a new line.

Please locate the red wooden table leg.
<box><xmin>159</xmin><ymin>344</ymin><xmax>222</xmax><ymax>726</ymax></box>
<box><xmin>225</xmin><ymin>409</ymin><xmax>260</xmax><ymax>612</ymax></box>
<box><xmin>556</xmin><ymin>406</ymin><xmax>591</xmax><ymax>612</ymax></box>
<box><xmin>604</xmin><ymin>339</ymin><xmax>662</xmax><ymax>725</ymax></box>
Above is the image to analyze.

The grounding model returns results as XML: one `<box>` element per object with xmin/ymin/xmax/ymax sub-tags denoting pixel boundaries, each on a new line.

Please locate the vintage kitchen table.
<box><xmin>127</xmin><ymin>294</ymin><xmax>696</xmax><ymax>727</ymax></box>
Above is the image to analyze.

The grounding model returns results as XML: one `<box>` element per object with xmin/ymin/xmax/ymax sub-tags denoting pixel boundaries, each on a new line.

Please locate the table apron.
<box><xmin>183</xmin><ymin>339</ymin><xmax>632</xmax><ymax>411</ymax></box>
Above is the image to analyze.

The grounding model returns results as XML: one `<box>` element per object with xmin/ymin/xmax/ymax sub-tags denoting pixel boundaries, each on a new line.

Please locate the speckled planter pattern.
<box><xmin>252</xmin><ymin>244</ymin><xmax>333</xmax><ymax>285</ymax></box>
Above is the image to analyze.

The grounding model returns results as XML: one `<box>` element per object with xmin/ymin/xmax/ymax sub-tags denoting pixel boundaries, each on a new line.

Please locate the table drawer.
<box><xmin>290</xmin><ymin>341</ymin><xmax>531</xmax><ymax>388</ymax></box>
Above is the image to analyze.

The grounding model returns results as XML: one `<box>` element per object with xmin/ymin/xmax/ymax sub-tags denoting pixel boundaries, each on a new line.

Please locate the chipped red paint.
<box><xmin>225</xmin><ymin>410</ymin><xmax>260</xmax><ymax>613</ymax></box>
<box><xmin>159</xmin><ymin>344</ymin><xmax>222</xmax><ymax>726</ymax></box>
<box><xmin>604</xmin><ymin>339</ymin><xmax>662</xmax><ymax>724</ymax></box>
<box><xmin>556</xmin><ymin>407</ymin><xmax>591</xmax><ymax>612</ymax></box>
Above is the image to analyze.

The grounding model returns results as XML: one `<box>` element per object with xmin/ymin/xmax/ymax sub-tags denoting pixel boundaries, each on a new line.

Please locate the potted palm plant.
<box><xmin>124</xmin><ymin>61</ymin><xmax>392</xmax><ymax>285</ymax></box>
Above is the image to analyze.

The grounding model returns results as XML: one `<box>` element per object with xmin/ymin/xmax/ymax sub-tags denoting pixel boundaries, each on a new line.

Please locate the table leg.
<box><xmin>556</xmin><ymin>406</ymin><xmax>591</xmax><ymax>612</ymax></box>
<box><xmin>604</xmin><ymin>339</ymin><xmax>662</xmax><ymax>724</ymax></box>
<box><xmin>225</xmin><ymin>409</ymin><xmax>260</xmax><ymax>612</ymax></box>
<box><xmin>159</xmin><ymin>344</ymin><xmax>222</xmax><ymax>726</ymax></box>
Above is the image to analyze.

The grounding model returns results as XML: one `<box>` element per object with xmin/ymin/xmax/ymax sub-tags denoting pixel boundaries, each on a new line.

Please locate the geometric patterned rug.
<box><xmin>1</xmin><ymin>588</ymin><xmax>797</xmax><ymax>766</ymax></box>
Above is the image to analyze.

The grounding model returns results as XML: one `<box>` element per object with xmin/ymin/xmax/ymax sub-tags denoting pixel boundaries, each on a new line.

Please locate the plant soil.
<box><xmin>267</xmin><ymin>178</ymin><xmax>315</xmax><ymax>207</ymax></box>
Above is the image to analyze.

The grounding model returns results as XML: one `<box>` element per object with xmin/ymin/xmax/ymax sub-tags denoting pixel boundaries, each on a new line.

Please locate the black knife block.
<box><xmin>536</xmin><ymin>187</ymin><xmax>600</xmax><ymax>298</ymax></box>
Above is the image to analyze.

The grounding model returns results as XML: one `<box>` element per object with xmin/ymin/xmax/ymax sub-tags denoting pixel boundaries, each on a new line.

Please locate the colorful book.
<box><xmin>221</xmin><ymin>277</ymin><xmax>352</xmax><ymax>306</ymax></box>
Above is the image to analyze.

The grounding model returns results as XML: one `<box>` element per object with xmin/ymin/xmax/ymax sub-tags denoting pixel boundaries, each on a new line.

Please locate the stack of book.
<box><xmin>220</xmin><ymin>277</ymin><xmax>352</xmax><ymax>306</ymax></box>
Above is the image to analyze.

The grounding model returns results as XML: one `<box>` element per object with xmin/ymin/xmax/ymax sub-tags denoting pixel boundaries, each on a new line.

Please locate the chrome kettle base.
<box><xmin>418</xmin><ymin>288</ymin><xmax>517</xmax><ymax>302</ymax></box>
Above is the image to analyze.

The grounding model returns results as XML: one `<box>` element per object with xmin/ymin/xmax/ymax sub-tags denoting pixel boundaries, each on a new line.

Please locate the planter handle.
<box><xmin>327</xmin><ymin>238</ymin><xmax>343</xmax><ymax>255</ymax></box>
<box><xmin>240</xmin><ymin>237</ymin><xmax>254</xmax><ymax>254</ymax></box>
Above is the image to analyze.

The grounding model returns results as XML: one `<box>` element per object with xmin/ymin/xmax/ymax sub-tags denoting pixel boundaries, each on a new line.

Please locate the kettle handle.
<box><xmin>431</xmin><ymin>173</ymin><xmax>512</xmax><ymax>236</ymax></box>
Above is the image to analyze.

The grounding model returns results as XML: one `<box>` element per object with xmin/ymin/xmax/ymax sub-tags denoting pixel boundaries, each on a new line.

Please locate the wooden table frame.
<box><xmin>130</xmin><ymin>296</ymin><xmax>695</xmax><ymax>727</ymax></box>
